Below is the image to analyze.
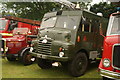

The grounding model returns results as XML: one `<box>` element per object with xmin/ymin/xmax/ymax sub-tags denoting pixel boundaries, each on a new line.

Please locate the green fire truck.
<box><xmin>29</xmin><ymin>1</ymin><xmax>108</xmax><ymax>77</ymax></box>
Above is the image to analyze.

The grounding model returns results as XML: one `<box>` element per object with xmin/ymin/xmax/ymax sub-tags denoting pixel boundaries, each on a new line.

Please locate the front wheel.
<box><xmin>20</xmin><ymin>50</ymin><xmax>36</xmax><ymax>66</ymax></box>
<box><xmin>37</xmin><ymin>58</ymin><xmax>52</xmax><ymax>69</ymax></box>
<box><xmin>7</xmin><ymin>57</ymin><xmax>16</xmax><ymax>61</ymax></box>
<box><xmin>68</xmin><ymin>52</ymin><xmax>88</xmax><ymax>77</ymax></box>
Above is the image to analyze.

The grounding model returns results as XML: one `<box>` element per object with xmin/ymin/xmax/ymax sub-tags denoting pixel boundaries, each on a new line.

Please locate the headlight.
<box><xmin>103</xmin><ymin>59</ymin><xmax>110</xmax><ymax>67</ymax></box>
<box><xmin>59</xmin><ymin>52</ymin><xmax>64</xmax><ymax>57</ymax></box>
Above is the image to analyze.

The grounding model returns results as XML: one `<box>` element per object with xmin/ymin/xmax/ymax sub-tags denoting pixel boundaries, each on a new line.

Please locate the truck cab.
<box><xmin>0</xmin><ymin>16</ymin><xmax>41</xmax><ymax>65</ymax></box>
<box><xmin>99</xmin><ymin>11</ymin><xmax>120</xmax><ymax>79</ymax></box>
<box><xmin>1</xmin><ymin>28</ymin><xmax>37</xmax><ymax>65</ymax></box>
<box><xmin>29</xmin><ymin>10</ymin><xmax>108</xmax><ymax>77</ymax></box>
<box><xmin>0</xmin><ymin>18</ymin><xmax>13</xmax><ymax>38</ymax></box>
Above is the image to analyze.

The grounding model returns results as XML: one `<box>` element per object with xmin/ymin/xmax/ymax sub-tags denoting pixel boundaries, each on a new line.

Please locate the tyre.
<box><xmin>68</xmin><ymin>52</ymin><xmax>88</xmax><ymax>77</ymax></box>
<box><xmin>7</xmin><ymin>57</ymin><xmax>16</xmax><ymax>61</ymax></box>
<box><xmin>20</xmin><ymin>50</ymin><xmax>36</xmax><ymax>66</ymax></box>
<box><xmin>37</xmin><ymin>58</ymin><xmax>52</xmax><ymax>69</ymax></box>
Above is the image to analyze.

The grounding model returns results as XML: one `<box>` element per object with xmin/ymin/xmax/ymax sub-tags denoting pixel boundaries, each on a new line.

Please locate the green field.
<box><xmin>2</xmin><ymin>58</ymin><xmax>102</xmax><ymax>78</ymax></box>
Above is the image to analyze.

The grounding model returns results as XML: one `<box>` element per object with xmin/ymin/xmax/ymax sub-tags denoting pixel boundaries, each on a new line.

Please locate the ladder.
<box><xmin>4</xmin><ymin>16</ymin><xmax>41</xmax><ymax>26</ymax></box>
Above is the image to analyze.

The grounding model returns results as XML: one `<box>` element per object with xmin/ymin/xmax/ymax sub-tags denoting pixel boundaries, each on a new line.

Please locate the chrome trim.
<box><xmin>103</xmin><ymin>58</ymin><xmax>110</xmax><ymax>67</ymax></box>
<box><xmin>112</xmin><ymin>44</ymin><xmax>120</xmax><ymax>70</ymax></box>
<box><xmin>100</xmin><ymin>68</ymin><xmax>120</xmax><ymax>79</ymax></box>
<box><xmin>38</xmin><ymin>39</ymin><xmax>52</xmax><ymax>55</ymax></box>
<box><xmin>0</xmin><ymin>38</ymin><xmax>8</xmax><ymax>53</ymax></box>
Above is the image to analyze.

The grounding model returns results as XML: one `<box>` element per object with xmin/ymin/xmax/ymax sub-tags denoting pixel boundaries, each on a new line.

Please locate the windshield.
<box><xmin>40</xmin><ymin>16</ymin><xmax>57</xmax><ymax>29</ymax></box>
<box><xmin>13</xmin><ymin>28</ymin><xmax>29</xmax><ymax>35</ymax></box>
<box><xmin>0</xmin><ymin>19</ymin><xmax>8</xmax><ymax>30</ymax></box>
<box><xmin>40</xmin><ymin>16</ymin><xmax>79</xmax><ymax>30</ymax></box>
<box><xmin>56</xmin><ymin>16</ymin><xmax>79</xmax><ymax>30</ymax></box>
<box><xmin>109</xmin><ymin>16</ymin><xmax>120</xmax><ymax>35</ymax></box>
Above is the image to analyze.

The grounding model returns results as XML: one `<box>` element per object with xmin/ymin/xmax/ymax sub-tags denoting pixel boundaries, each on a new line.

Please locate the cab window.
<box><xmin>79</xmin><ymin>17</ymin><xmax>92</xmax><ymax>32</ymax></box>
<box><xmin>8</xmin><ymin>20</ymin><xmax>18</xmax><ymax>31</ymax></box>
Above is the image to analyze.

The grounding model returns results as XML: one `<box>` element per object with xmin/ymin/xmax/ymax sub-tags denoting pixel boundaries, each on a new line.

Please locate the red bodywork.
<box><xmin>1</xmin><ymin>16</ymin><xmax>40</xmax><ymax>58</ymax></box>
<box><xmin>5</xmin><ymin>28</ymin><xmax>29</xmax><ymax>55</ymax></box>
<box><xmin>2</xmin><ymin>28</ymin><xmax>39</xmax><ymax>58</ymax></box>
<box><xmin>99</xmin><ymin>12</ymin><xmax>120</xmax><ymax>79</ymax></box>
<box><xmin>0</xmin><ymin>16</ymin><xmax>40</xmax><ymax>38</ymax></box>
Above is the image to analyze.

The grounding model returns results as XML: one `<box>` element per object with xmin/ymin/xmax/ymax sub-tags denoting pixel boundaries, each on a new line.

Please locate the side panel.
<box><xmin>75</xmin><ymin>12</ymin><xmax>107</xmax><ymax>58</ymax></box>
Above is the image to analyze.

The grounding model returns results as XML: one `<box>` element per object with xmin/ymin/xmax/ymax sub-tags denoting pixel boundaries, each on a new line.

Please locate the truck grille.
<box><xmin>38</xmin><ymin>39</ymin><xmax>52</xmax><ymax>55</ymax></box>
<box><xmin>113</xmin><ymin>45</ymin><xmax>120</xmax><ymax>69</ymax></box>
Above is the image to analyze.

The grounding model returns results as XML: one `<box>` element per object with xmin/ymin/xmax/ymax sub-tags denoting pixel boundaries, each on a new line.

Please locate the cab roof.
<box><xmin>44</xmin><ymin>10</ymin><xmax>101</xmax><ymax>18</ymax></box>
<box><xmin>112</xmin><ymin>12</ymin><xmax>120</xmax><ymax>16</ymax></box>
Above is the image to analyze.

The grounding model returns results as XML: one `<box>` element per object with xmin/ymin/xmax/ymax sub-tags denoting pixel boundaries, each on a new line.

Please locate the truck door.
<box><xmin>95</xmin><ymin>22</ymin><xmax>105</xmax><ymax>56</ymax></box>
<box><xmin>77</xmin><ymin>17</ymin><xmax>96</xmax><ymax>51</ymax></box>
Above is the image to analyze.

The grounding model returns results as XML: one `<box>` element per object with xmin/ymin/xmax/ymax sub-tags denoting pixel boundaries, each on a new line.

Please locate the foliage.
<box><xmin>2</xmin><ymin>2</ymin><xmax>61</xmax><ymax>20</ymax></box>
<box><xmin>2</xmin><ymin>2</ymin><xmax>117</xmax><ymax>20</ymax></box>
<box><xmin>90</xmin><ymin>2</ymin><xmax>117</xmax><ymax>18</ymax></box>
<box><xmin>2</xmin><ymin>1</ymin><xmax>93</xmax><ymax>20</ymax></box>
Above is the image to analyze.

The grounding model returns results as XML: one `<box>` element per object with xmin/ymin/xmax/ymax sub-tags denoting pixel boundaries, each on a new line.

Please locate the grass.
<box><xmin>2</xmin><ymin>58</ymin><xmax>102</xmax><ymax>78</ymax></box>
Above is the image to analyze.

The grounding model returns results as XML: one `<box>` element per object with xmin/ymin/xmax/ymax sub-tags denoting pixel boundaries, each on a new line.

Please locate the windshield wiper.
<box><xmin>44</xmin><ymin>18</ymin><xmax>50</xmax><ymax>21</ymax></box>
<box><xmin>39</xmin><ymin>26</ymin><xmax>55</xmax><ymax>31</ymax></box>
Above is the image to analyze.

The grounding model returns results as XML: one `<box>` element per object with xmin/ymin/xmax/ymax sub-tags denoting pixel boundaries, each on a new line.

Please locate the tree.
<box><xmin>90</xmin><ymin>2</ymin><xmax>117</xmax><ymax>18</ymax></box>
<box><xmin>2</xmin><ymin>2</ymin><xmax>61</xmax><ymax>20</ymax></box>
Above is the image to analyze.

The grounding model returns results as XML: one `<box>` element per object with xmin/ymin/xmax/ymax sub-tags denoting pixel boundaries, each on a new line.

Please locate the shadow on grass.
<box><xmin>2</xmin><ymin>58</ymin><xmax>24</xmax><ymax>66</ymax></box>
<box><xmin>2</xmin><ymin>58</ymin><xmax>101</xmax><ymax>78</ymax></box>
<box><xmin>33</xmin><ymin>60</ymin><xmax>101</xmax><ymax>78</ymax></box>
<box><xmin>87</xmin><ymin>60</ymin><xmax>100</xmax><ymax>73</ymax></box>
<box><xmin>34</xmin><ymin>65</ymin><xmax>73</xmax><ymax>78</ymax></box>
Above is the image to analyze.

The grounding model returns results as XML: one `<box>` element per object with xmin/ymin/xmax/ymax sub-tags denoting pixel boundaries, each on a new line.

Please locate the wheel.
<box><xmin>7</xmin><ymin>57</ymin><xmax>16</xmax><ymax>61</ymax></box>
<box><xmin>68</xmin><ymin>52</ymin><xmax>88</xmax><ymax>77</ymax></box>
<box><xmin>20</xmin><ymin>50</ymin><xmax>36</xmax><ymax>66</ymax></box>
<box><xmin>37</xmin><ymin>58</ymin><xmax>52</xmax><ymax>69</ymax></box>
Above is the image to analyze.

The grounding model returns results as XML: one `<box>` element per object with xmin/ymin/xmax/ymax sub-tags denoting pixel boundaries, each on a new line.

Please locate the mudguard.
<box><xmin>19</xmin><ymin>47</ymin><xmax>30</xmax><ymax>57</ymax></box>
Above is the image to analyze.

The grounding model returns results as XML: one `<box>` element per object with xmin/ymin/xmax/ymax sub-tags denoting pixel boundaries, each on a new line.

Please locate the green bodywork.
<box><xmin>30</xmin><ymin>10</ymin><xmax>108</xmax><ymax>62</ymax></box>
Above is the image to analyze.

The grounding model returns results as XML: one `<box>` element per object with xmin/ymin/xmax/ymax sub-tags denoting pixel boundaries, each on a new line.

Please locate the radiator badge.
<box><xmin>42</xmin><ymin>35</ymin><xmax>48</xmax><ymax>43</ymax></box>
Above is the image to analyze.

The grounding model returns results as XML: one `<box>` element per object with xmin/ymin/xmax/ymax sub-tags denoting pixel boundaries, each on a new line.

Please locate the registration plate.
<box><xmin>37</xmin><ymin>54</ymin><xmax>46</xmax><ymax>59</ymax></box>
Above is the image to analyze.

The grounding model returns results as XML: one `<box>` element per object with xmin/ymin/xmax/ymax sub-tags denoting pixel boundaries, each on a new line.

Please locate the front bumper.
<box><xmin>100</xmin><ymin>68</ymin><xmax>120</xmax><ymax>79</ymax></box>
<box><xmin>29</xmin><ymin>51</ymin><xmax>69</xmax><ymax>61</ymax></box>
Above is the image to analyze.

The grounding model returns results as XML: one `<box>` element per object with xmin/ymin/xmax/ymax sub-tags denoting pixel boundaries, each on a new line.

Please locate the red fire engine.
<box><xmin>0</xmin><ymin>16</ymin><xmax>40</xmax><ymax>38</ymax></box>
<box><xmin>0</xmin><ymin>16</ymin><xmax>40</xmax><ymax>65</ymax></box>
<box><xmin>99</xmin><ymin>9</ymin><xmax>120</xmax><ymax>79</ymax></box>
